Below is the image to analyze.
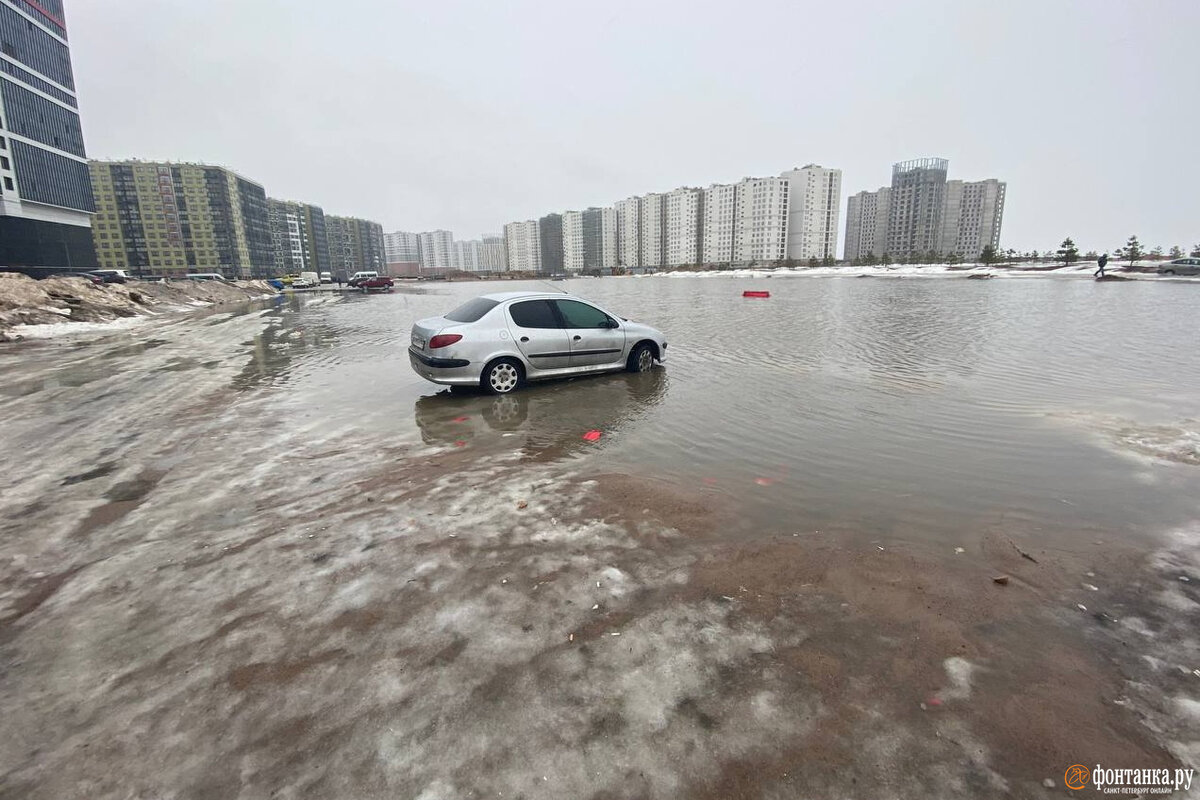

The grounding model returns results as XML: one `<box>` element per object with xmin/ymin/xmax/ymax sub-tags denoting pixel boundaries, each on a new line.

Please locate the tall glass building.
<box><xmin>0</xmin><ymin>0</ymin><xmax>97</xmax><ymax>269</ymax></box>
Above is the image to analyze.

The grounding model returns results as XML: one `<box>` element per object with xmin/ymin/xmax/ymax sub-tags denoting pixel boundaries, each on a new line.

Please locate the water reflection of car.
<box><xmin>413</xmin><ymin>369</ymin><xmax>669</xmax><ymax>451</ymax></box>
<box><xmin>409</xmin><ymin>291</ymin><xmax>668</xmax><ymax>394</ymax></box>
<box><xmin>1158</xmin><ymin>258</ymin><xmax>1200</xmax><ymax>276</ymax></box>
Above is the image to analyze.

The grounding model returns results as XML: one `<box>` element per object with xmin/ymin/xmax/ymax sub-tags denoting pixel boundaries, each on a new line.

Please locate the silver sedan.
<box><xmin>409</xmin><ymin>291</ymin><xmax>667</xmax><ymax>393</ymax></box>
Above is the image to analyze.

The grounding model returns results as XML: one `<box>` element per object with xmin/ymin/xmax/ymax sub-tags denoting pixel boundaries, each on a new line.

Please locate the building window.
<box><xmin>0</xmin><ymin>156</ymin><xmax>6</xmax><ymax>169</ymax></box>
<box><xmin>3</xmin><ymin>177</ymin><xmax>11</xmax><ymax>190</ymax></box>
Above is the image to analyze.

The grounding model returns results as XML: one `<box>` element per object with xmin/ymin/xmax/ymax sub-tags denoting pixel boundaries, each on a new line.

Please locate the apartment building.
<box><xmin>539</xmin><ymin>213</ymin><xmax>563</xmax><ymax>275</ymax></box>
<box><xmin>562</xmin><ymin>210</ymin><xmax>584</xmax><ymax>273</ymax></box>
<box><xmin>844</xmin><ymin>159</ymin><xmax>1005</xmax><ymax>261</ymax></box>
<box><xmin>503</xmin><ymin>220</ymin><xmax>540</xmax><ymax>272</ymax></box>
<box><xmin>417</xmin><ymin>229</ymin><xmax>454</xmax><ymax>271</ymax></box>
<box><xmin>781</xmin><ymin>165</ymin><xmax>841</xmax><ymax>261</ymax></box>
<box><xmin>732</xmin><ymin>176</ymin><xmax>789</xmax><ymax>264</ymax></box>
<box><xmin>615</xmin><ymin>196</ymin><xmax>639</xmax><ymax>268</ymax></box>
<box><xmin>480</xmin><ymin>234</ymin><xmax>506</xmax><ymax>271</ymax></box>
<box><xmin>639</xmin><ymin>193</ymin><xmax>665</xmax><ymax>269</ymax></box>
<box><xmin>453</xmin><ymin>239</ymin><xmax>482</xmax><ymax>271</ymax></box>
<box><xmin>326</xmin><ymin>215</ymin><xmax>385</xmax><ymax>278</ymax></box>
<box><xmin>89</xmin><ymin>160</ymin><xmax>273</xmax><ymax>277</ymax></box>
<box><xmin>843</xmin><ymin>188</ymin><xmax>892</xmax><ymax>261</ymax></box>
<box><xmin>384</xmin><ymin>230</ymin><xmax>420</xmax><ymax>275</ymax></box>
<box><xmin>0</xmin><ymin>0</ymin><xmax>98</xmax><ymax>269</ymax></box>
<box><xmin>268</xmin><ymin>199</ymin><xmax>329</xmax><ymax>275</ymax></box>
<box><xmin>664</xmin><ymin>187</ymin><xmax>703</xmax><ymax>267</ymax></box>
<box><xmin>580</xmin><ymin>206</ymin><xmax>618</xmax><ymax>271</ymax></box>
<box><xmin>702</xmin><ymin>183</ymin><xmax>738</xmax><ymax>265</ymax></box>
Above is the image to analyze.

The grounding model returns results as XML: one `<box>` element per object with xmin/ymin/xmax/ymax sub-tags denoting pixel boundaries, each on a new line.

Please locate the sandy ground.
<box><xmin>0</xmin><ymin>273</ymin><xmax>278</xmax><ymax>341</ymax></box>
<box><xmin>1</xmin><ymin>300</ymin><xmax>1198</xmax><ymax>799</ymax></box>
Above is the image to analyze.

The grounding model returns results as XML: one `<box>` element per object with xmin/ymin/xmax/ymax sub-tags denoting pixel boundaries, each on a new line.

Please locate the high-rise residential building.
<box><xmin>326</xmin><ymin>214</ymin><xmax>385</xmax><ymax>278</ymax></box>
<box><xmin>503</xmin><ymin>220</ymin><xmax>540</xmax><ymax>272</ymax></box>
<box><xmin>453</xmin><ymin>239</ymin><xmax>486</xmax><ymax>272</ymax></box>
<box><xmin>384</xmin><ymin>230</ymin><xmax>420</xmax><ymax>275</ymax></box>
<box><xmin>702</xmin><ymin>182</ymin><xmax>738</xmax><ymax>265</ymax></box>
<box><xmin>267</xmin><ymin>198</ymin><xmax>329</xmax><ymax>275</ymax></box>
<box><xmin>615</xmin><ymin>196</ymin><xmax>639</xmax><ymax>268</ymax></box>
<box><xmin>0</xmin><ymin>0</ymin><xmax>98</xmax><ymax>270</ymax></box>
<box><xmin>885</xmin><ymin>158</ymin><xmax>948</xmax><ymax>259</ymax></box>
<box><xmin>580</xmin><ymin>206</ymin><xmax>618</xmax><ymax>271</ymax></box>
<box><xmin>843</xmin><ymin>187</ymin><xmax>892</xmax><ymax>261</ymax></box>
<box><xmin>781</xmin><ymin>165</ymin><xmax>841</xmax><ymax>262</ymax></box>
<box><xmin>480</xmin><ymin>234</ymin><xmax>506</xmax><ymax>271</ymax></box>
<box><xmin>845</xmin><ymin>159</ymin><xmax>1005</xmax><ymax>261</ymax></box>
<box><xmin>89</xmin><ymin>160</ymin><xmax>273</xmax><ymax>278</ymax></box>
<box><xmin>538</xmin><ymin>213</ymin><xmax>563</xmax><ymax>275</ymax></box>
<box><xmin>664</xmin><ymin>187</ymin><xmax>703</xmax><ymax>267</ymax></box>
<box><xmin>638</xmin><ymin>193</ymin><xmax>665</xmax><ymax>269</ymax></box>
<box><xmin>732</xmin><ymin>176</ymin><xmax>789</xmax><ymax>264</ymax></box>
<box><xmin>562</xmin><ymin>210</ymin><xmax>584</xmax><ymax>273</ymax></box>
<box><xmin>939</xmin><ymin>179</ymin><xmax>1006</xmax><ymax>259</ymax></box>
<box><xmin>417</xmin><ymin>229</ymin><xmax>454</xmax><ymax>271</ymax></box>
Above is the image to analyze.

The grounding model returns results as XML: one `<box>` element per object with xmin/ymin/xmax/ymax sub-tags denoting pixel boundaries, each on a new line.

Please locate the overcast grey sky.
<box><xmin>70</xmin><ymin>0</ymin><xmax>1197</xmax><ymax>254</ymax></box>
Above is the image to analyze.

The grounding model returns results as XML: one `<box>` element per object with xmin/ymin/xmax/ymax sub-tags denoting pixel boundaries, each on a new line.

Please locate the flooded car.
<box><xmin>408</xmin><ymin>291</ymin><xmax>667</xmax><ymax>393</ymax></box>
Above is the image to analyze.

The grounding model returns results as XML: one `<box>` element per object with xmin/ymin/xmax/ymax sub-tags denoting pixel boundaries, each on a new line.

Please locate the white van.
<box><xmin>349</xmin><ymin>271</ymin><xmax>378</xmax><ymax>287</ymax></box>
<box><xmin>319</xmin><ymin>272</ymin><xmax>332</xmax><ymax>284</ymax></box>
<box><xmin>292</xmin><ymin>271</ymin><xmax>320</xmax><ymax>289</ymax></box>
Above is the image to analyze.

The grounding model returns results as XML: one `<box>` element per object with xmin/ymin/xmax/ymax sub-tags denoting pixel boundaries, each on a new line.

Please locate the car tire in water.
<box><xmin>482</xmin><ymin>358</ymin><xmax>523</xmax><ymax>395</ymax></box>
<box><xmin>627</xmin><ymin>342</ymin><xmax>655</xmax><ymax>373</ymax></box>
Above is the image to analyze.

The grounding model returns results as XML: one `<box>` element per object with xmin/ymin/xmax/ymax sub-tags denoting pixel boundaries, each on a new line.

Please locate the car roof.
<box><xmin>478</xmin><ymin>290</ymin><xmax>575</xmax><ymax>302</ymax></box>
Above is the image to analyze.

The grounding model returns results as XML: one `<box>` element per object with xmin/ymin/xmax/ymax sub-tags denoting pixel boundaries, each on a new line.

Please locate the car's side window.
<box><xmin>509</xmin><ymin>300</ymin><xmax>561</xmax><ymax>329</ymax></box>
<box><xmin>554</xmin><ymin>300</ymin><xmax>611</xmax><ymax>329</ymax></box>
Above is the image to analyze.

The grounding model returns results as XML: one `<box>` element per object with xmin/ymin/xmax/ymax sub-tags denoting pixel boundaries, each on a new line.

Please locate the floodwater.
<box><xmin>276</xmin><ymin>275</ymin><xmax>1200</xmax><ymax>549</ymax></box>
<box><xmin>3</xmin><ymin>274</ymin><xmax>1200</xmax><ymax>799</ymax></box>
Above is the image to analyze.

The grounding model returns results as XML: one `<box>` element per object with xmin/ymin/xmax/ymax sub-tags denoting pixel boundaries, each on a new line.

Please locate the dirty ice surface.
<box><xmin>2</xmin><ymin>278</ymin><xmax>1200</xmax><ymax>799</ymax></box>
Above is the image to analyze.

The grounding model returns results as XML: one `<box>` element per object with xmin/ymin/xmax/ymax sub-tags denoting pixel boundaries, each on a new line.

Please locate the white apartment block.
<box><xmin>480</xmin><ymin>235</ymin><xmax>507</xmax><ymax>271</ymax></box>
<box><xmin>781</xmin><ymin>165</ymin><xmax>842</xmax><ymax>262</ymax></box>
<box><xmin>600</xmin><ymin>206</ymin><xmax>618</xmax><ymax>269</ymax></box>
<box><xmin>639</xmin><ymin>193</ymin><xmax>666</xmax><ymax>268</ymax></box>
<box><xmin>562</xmin><ymin>210</ymin><xmax>585</xmax><ymax>273</ymax></box>
<box><xmin>664</xmin><ymin>187</ymin><xmax>703</xmax><ymax>267</ymax></box>
<box><xmin>615</xmin><ymin>196</ymin><xmax>640</xmax><ymax>268</ymax></box>
<box><xmin>702</xmin><ymin>183</ymin><xmax>738</xmax><ymax>264</ymax></box>
<box><xmin>843</xmin><ymin>188</ymin><xmax>891</xmax><ymax>261</ymax></box>
<box><xmin>384</xmin><ymin>230</ymin><xmax>420</xmax><ymax>264</ymax></box>
<box><xmin>453</xmin><ymin>239</ymin><xmax>484</xmax><ymax>271</ymax></box>
<box><xmin>940</xmin><ymin>179</ymin><xmax>1005</xmax><ymax>259</ymax></box>
<box><xmin>732</xmin><ymin>177</ymin><xmax>789</xmax><ymax>264</ymax></box>
<box><xmin>503</xmin><ymin>220</ymin><xmax>541</xmax><ymax>272</ymax></box>
<box><xmin>417</xmin><ymin>230</ymin><xmax>454</xmax><ymax>270</ymax></box>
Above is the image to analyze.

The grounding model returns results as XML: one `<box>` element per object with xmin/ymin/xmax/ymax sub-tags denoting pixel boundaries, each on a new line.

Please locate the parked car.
<box><xmin>320</xmin><ymin>272</ymin><xmax>333</xmax><ymax>284</ymax></box>
<box><xmin>89</xmin><ymin>269</ymin><xmax>128</xmax><ymax>284</ymax></box>
<box><xmin>186</xmin><ymin>273</ymin><xmax>229</xmax><ymax>282</ymax></box>
<box><xmin>348</xmin><ymin>271</ymin><xmax>379</xmax><ymax>287</ymax></box>
<box><xmin>59</xmin><ymin>272</ymin><xmax>105</xmax><ymax>285</ymax></box>
<box><xmin>1158</xmin><ymin>258</ymin><xmax>1200</xmax><ymax>276</ymax></box>
<box><xmin>359</xmin><ymin>275</ymin><xmax>394</xmax><ymax>292</ymax></box>
<box><xmin>408</xmin><ymin>291</ymin><xmax>667</xmax><ymax>394</ymax></box>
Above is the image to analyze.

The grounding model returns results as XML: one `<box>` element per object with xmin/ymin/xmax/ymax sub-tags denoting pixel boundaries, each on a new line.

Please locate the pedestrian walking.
<box><xmin>1094</xmin><ymin>253</ymin><xmax>1108</xmax><ymax>278</ymax></box>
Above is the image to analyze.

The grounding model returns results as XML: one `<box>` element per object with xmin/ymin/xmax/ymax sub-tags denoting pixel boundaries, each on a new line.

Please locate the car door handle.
<box><xmin>573</xmin><ymin>335</ymin><xmax>581</xmax><ymax>341</ymax></box>
<box><xmin>520</xmin><ymin>336</ymin><xmax>529</xmax><ymax>342</ymax></box>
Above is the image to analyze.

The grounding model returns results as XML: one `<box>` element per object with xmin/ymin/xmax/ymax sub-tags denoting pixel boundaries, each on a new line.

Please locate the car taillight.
<box><xmin>428</xmin><ymin>334</ymin><xmax>462</xmax><ymax>349</ymax></box>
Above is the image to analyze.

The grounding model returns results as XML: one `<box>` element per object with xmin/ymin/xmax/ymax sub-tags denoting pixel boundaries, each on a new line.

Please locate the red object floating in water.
<box><xmin>452</xmin><ymin>416</ymin><xmax>469</xmax><ymax>423</ymax></box>
<box><xmin>743</xmin><ymin>290</ymin><xmax>770</xmax><ymax>298</ymax></box>
<box><xmin>582</xmin><ymin>430</ymin><xmax>602</xmax><ymax>442</ymax></box>
<box><xmin>454</xmin><ymin>440</ymin><xmax>466</xmax><ymax>447</ymax></box>
<box><xmin>754</xmin><ymin>477</ymin><xmax>774</xmax><ymax>486</ymax></box>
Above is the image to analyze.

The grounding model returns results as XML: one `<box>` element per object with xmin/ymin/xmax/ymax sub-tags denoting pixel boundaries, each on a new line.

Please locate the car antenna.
<box><xmin>535</xmin><ymin>278</ymin><xmax>568</xmax><ymax>293</ymax></box>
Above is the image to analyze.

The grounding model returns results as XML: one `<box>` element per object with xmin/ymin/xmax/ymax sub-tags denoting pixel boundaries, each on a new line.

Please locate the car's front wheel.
<box><xmin>483</xmin><ymin>358</ymin><xmax>523</xmax><ymax>394</ymax></box>
<box><xmin>627</xmin><ymin>342</ymin><xmax>656</xmax><ymax>373</ymax></box>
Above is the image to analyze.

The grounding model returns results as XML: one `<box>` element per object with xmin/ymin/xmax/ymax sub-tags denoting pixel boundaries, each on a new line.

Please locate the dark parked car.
<box><xmin>359</xmin><ymin>275</ymin><xmax>395</xmax><ymax>292</ymax></box>
<box><xmin>89</xmin><ymin>269</ymin><xmax>129</xmax><ymax>284</ymax></box>
<box><xmin>58</xmin><ymin>272</ymin><xmax>105</xmax><ymax>285</ymax></box>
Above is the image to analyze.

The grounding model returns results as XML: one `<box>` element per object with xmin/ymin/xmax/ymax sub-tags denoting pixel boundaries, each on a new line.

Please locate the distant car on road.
<box><xmin>187</xmin><ymin>273</ymin><xmax>229</xmax><ymax>282</ymax></box>
<box><xmin>1158</xmin><ymin>258</ymin><xmax>1200</xmax><ymax>276</ymax></box>
<box><xmin>89</xmin><ymin>269</ymin><xmax>128</xmax><ymax>284</ymax></box>
<box><xmin>348</xmin><ymin>271</ymin><xmax>379</xmax><ymax>287</ymax></box>
<box><xmin>59</xmin><ymin>272</ymin><xmax>105</xmax><ymax>285</ymax></box>
<box><xmin>409</xmin><ymin>291</ymin><xmax>667</xmax><ymax>394</ymax></box>
<box><xmin>320</xmin><ymin>272</ymin><xmax>333</xmax><ymax>284</ymax></box>
<box><xmin>359</xmin><ymin>275</ymin><xmax>394</xmax><ymax>292</ymax></box>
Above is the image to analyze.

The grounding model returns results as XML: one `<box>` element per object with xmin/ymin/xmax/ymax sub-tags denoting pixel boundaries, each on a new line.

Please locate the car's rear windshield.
<box><xmin>444</xmin><ymin>298</ymin><xmax>499</xmax><ymax>323</ymax></box>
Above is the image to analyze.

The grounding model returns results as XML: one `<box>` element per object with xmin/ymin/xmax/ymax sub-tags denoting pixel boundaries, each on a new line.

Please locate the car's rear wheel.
<box><xmin>1163</xmin><ymin>270</ymin><xmax>1176</xmax><ymax>275</ymax></box>
<box><xmin>627</xmin><ymin>342</ymin><xmax>656</xmax><ymax>373</ymax></box>
<box><xmin>483</xmin><ymin>358</ymin><xmax>523</xmax><ymax>394</ymax></box>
